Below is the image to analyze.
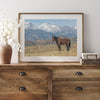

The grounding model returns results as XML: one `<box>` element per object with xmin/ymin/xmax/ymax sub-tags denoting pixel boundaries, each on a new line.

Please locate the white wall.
<box><xmin>0</xmin><ymin>0</ymin><xmax>100</xmax><ymax>63</ymax></box>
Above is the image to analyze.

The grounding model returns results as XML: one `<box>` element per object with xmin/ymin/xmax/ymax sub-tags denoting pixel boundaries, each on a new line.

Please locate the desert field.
<box><xmin>25</xmin><ymin>42</ymin><xmax>77</xmax><ymax>56</ymax></box>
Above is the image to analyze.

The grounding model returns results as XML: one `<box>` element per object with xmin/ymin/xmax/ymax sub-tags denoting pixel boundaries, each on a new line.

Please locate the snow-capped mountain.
<box><xmin>25</xmin><ymin>22</ymin><xmax>77</xmax><ymax>42</ymax></box>
<box><xmin>25</xmin><ymin>22</ymin><xmax>77</xmax><ymax>35</ymax></box>
<box><xmin>38</xmin><ymin>23</ymin><xmax>62</xmax><ymax>33</ymax></box>
<box><xmin>25</xmin><ymin>22</ymin><xmax>62</xmax><ymax>33</ymax></box>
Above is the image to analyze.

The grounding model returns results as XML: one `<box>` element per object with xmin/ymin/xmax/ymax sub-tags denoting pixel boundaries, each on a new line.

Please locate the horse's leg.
<box><xmin>58</xmin><ymin>44</ymin><xmax>61</xmax><ymax>51</ymax></box>
<box><xmin>66</xmin><ymin>43</ymin><xmax>69</xmax><ymax>51</ymax></box>
<box><xmin>59</xmin><ymin>45</ymin><xmax>61</xmax><ymax>51</ymax></box>
<box><xmin>67</xmin><ymin>46</ymin><xmax>69</xmax><ymax>51</ymax></box>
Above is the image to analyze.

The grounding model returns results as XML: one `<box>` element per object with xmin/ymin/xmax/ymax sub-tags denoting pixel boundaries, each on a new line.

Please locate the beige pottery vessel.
<box><xmin>0</xmin><ymin>43</ymin><xmax>12</xmax><ymax>64</ymax></box>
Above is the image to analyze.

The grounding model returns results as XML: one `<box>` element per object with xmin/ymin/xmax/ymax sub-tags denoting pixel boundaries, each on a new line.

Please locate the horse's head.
<box><xmin>52</xmin><ymin>36</ymin><xmax>55</xmax><ymax>42</ymax></box>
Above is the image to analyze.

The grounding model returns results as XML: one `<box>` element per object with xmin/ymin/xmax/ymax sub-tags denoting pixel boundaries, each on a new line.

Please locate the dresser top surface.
<box><xmin>0</xmin><ymin>63</ymin><xmax>100</xmax><ymax>68</ymax></box>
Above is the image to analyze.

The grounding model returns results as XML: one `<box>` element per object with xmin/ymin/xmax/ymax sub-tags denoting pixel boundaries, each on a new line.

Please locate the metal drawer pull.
<box><xmin>75</xmin><ymin>72</ymin><xmax>83</xmax><ymax>76</ymax></box>
<box><xmin>19</xmin><ymin>87</ymin><xmax>26</xmax><ymax>91</ymax></box>
<box><xmin>75</xmin><ymin>87</ymin><xmax>83</xmax><ymax>91</ymax></box>
<box><xmin>19</xmin><ymin>72</ymin><xmax>26</xmax><ymax>76</ymax></box>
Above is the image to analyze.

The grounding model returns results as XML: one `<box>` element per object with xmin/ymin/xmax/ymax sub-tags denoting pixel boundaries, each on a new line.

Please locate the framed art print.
<box><xmin>18</xmin><ymin>13</ymin><xmax>84</xmax><ymax>63</ymax></box>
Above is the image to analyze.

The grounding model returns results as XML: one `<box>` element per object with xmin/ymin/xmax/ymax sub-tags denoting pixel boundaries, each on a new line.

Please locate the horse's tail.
<box><xmin>69</xmin><ymin>39</ymin><xmax>71</xmax><ymax>48</ymax></box>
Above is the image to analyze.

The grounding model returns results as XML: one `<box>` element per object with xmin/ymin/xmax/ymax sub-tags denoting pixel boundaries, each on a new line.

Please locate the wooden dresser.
<box><xmin>0</xmin><ymin>63</ymin><xmax>100</xmax><ymax>100</ymax></box>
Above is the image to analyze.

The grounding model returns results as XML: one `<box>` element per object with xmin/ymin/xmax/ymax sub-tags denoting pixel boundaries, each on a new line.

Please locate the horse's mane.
<box><xmin>52</xmin><ymin>36</ymin><xmax>58</xmax><ymax>39</ymax></box>
<box><xmin>52</xmin><ymin>36</ymin><xmax>58</xmax><ymax>42</ymax></box>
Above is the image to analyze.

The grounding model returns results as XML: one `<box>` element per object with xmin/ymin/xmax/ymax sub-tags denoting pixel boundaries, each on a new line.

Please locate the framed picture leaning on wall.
<box><xmin>18</xmin><ymin>13</ymin><xmax>84</xmax><ymax>63</ymax></box>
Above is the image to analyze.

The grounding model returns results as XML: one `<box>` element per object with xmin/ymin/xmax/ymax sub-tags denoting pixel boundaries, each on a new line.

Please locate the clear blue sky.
<box><xmin>25</xmin><ymin>19</ymin><xmax>77</xmax><ymax>27</ymax></box>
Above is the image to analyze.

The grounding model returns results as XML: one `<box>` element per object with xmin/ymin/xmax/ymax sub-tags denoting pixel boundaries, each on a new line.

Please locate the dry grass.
<box><xmin>25</xmin><ymin>43</ymin><xmax>77</xmax><ymax>56</ymax></box>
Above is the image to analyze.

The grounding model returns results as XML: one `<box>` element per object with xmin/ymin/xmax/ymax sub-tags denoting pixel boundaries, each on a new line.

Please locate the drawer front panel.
<box><xmin>0</xmin><ymin>78</ymin><xmax>48</xmax><ymax>94</ymax></box>
<box><xmin>53</xmin><ymin>81</ymin><xmax>100</xmax><ymax>93</ymax></box>
<box><xmin>53</xmin><ymin>69</ymin><xmax>100</xmax><ymax>80</ymax></box>
<box><xmin>0</xmin><ymin>94</ymin><xmax>47</xmax><ymax>100</ymax></box>
<box><xmin>53</xmin><ymin>81</ymin><xmax>100</xmax><ymax>100</ymax></box>
<box><xmin>53</xmin><ymin>93</ymin><xmax>100</xmax><ymax>100</ymax></box>
<box><xmin>0</xmin><ymin>69</ymin><xmax>48</xmax><ymax>79</ymax></box>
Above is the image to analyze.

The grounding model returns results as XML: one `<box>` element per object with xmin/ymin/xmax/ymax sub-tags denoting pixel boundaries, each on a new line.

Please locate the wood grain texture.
<box><xmin>0</xmin><ymin>78</ymin><xmax>48</xmax><ymax>94</ymax></box>
<box><xmin>53</xmin><ymin>81</ymin><xmax>100</xmax><ymax>100</ymax></box>
<box><xmin>48</xmin><ymin>69</ymin><xmax>53</xmax><ymax>100</ymax></box>
<box><xmin>0</xmin><ymin>63</ymin><xmax>100</xmax><ymax>70</ymax></box>
<box><xmin>0</xmin><ymin>63</ymin><xmax>100</xmax><ymax>69</ymax></box>
<box><xmin>53</xmin><ymin>69</ymin><xmax>100</xmax><ymax>80</ymax></box>
<box><xmin>0</xmin><ymin>63</ymin><xmax>100</xmax><ymax>100</ymax></box>
<box><xmin>0</xmin><ymin>94</ymin><xmax>47</xmax><ymax>100</ymax></box>
<box><xmin>53</xmin><ymin>93</ymin><xmax>100</xmax><ymax>100</ymax></box>
<box><xmin>0</xmin><ymin>69</ymin><xmax>48</xmax><ymax>79</ymax></box>
<box><xmin>53</xmin><ymin>81</ymin><xmax>100</xmax><ymax>93</ymax></box>
<box><xmin>0</xmin><ymin>66</ymin><xmax>49</xmax><ymax>100</ymax></box>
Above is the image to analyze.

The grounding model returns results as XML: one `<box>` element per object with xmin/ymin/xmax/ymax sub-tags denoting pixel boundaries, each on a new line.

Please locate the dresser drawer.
<box><xmin>0</xmin><ymin>68</ymin><xmax>48</xmax><ymax>94</ymax></box>
<box><xmin>53</xmin><ymin>69</ymin><xmax>100</xmax><ymax>80</ymax></box>
<box><xmin>53</xmin><ymin>81</ymin><xmax>100</xmax><ymax>93</ymax></box>
<box><xmin>0</xmin><ymin>68</ymin><xmax>48</xmax><ymax>79</ymax></box>
<box><xmin>0</xmin><ymin>94</ymin><xmax>47</xmax><ymax>100</ymax></box>
<box><xmin>53</xmin><ymin>81</ymin><xmax>100</xmax><ymax>100</ymax></box>
<box><xmin>53</xmin><ymin>93</ymin><xmax>100</xmax><ymax>100</ymax></box>
<box><xmin>0</xmin><ymin>78</ymin><xmax>48</xmax><ymax>94</ymax></box>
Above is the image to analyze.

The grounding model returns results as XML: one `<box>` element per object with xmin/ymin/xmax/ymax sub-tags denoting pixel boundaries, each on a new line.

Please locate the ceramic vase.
<box><xmin>0</xmin><ymin>43</ymin><xmax>12</xmax><ymax>64</ymax></box>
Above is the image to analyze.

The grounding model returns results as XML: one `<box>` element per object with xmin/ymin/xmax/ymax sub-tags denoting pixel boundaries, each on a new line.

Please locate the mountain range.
<box><xmin>25</xmin><ymin>22</ymin><xmax>77</xmax><ymax>46</ymax></box>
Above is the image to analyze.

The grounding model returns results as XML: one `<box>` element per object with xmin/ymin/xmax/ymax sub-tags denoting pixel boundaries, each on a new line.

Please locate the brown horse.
<box><xmin>52</xmin><ymin>36</ymin><xmax>71</xmax><ymax>51</ymax></box>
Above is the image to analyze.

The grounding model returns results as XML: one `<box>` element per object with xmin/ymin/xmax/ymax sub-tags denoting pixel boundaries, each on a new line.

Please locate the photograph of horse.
<box><xmin>52</xmin><ymin>36</ymin><xmax>71</xmax><ymax>51</ymax></box>
<box><xmin>25</xmin><ymin>19</ymin><xmax>77</xmax><ymax>56</ymax></box>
